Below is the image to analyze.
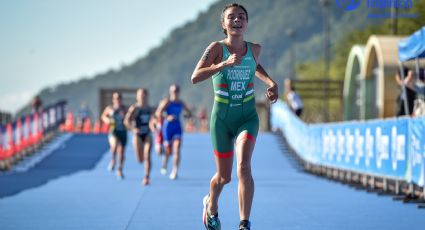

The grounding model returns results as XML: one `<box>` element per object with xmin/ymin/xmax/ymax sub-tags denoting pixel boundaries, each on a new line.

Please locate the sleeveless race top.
<box><xmin>110</xmin><ymin>106</ymin><xmax>126</xmax><ymax>132</ymax></box>
<box><xmin>211</xmin><ymin>41</ymin><xmax>257</xmax><ymax>121</ymax></box>
<box><xmin>134</xmin><ymin>106</ymin><xmax>152</xmax><ymax>134</ymax></box>
<box><xmin>166</xmin><ymin>101</ymin><xmax>183</xmax><ymax>121</ymax></box>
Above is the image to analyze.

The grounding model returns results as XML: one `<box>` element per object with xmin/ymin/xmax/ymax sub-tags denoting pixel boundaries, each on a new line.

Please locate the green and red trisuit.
<box><xmin>210</xmin><ymin>42</ymin><xmax>259</xmax><ymax>158</ymax></box>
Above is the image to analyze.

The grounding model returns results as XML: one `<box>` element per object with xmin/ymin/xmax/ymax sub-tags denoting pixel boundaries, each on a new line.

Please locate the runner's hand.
<box><xmin>265</xmin><ymin>84</ymin><xmax>278</xmax><ymax>104</ymax></box>
<box><xmin>225</xmin><ymin>53</ymin><xmax>243</xmax><ymax>66</ymax></box>
<box><xmin>166</xmin><ymin>115</ymin><xmax>176</xmax><ymax>121</ymax></box>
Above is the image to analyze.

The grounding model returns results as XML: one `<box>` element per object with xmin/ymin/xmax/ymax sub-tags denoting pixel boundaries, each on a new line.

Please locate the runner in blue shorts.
<box><xmin>156</xmin><ymin>84</ymin><xmax>192</xmax><ymax>180</ymax></box>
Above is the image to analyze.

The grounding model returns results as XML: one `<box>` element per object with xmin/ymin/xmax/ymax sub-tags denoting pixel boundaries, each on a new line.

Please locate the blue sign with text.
<box><xmin>271</xmin><ymin>101</ymin><xmax>424</xmax><ymax>185</ymax></box>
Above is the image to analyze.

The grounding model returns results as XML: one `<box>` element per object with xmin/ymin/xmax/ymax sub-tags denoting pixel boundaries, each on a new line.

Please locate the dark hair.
<box><xmin>398</xmin><ymin>66</ymin><xmax>410</xmax><ymax>77</ymax></box>
<box><xmin>139</xmin><ymin>88</ymin><xmax>148</xmax><ymax>96</ymax></box>
<box><xmin>419</xmin><ymin>68</ymin><xmax>425</xmax><ymax>81</ymax></box>
<box><xmin>113</xmin><ymin>92</ymin><xmax>122</xmax><ymax>98</ymax></box>
<box><xmin>221</xmin><ymin>3</ymin><xmax>248</xmax><ymax>36</ymax></box>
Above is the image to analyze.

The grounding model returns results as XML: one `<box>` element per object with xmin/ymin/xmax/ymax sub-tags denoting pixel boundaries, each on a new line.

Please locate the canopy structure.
<box><xmin>397</xmin><ymin>27</ymin><xmax>425</xmax><ymax>115</ymax></box>
<box><xmin>398</xmin><ymin>27</ymin><xmax>425</xmax><ymax>62</ymax></box>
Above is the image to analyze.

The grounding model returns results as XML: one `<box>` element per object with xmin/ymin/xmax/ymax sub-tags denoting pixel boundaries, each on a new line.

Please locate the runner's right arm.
<box><xmin>155</xmin><ymin>99</ymin><xmax>169</xmax><ymax>123</ymax></box>
<box><xmin>191</xmin><ymin>41</ymin><xmax>240</xmax><ymax>84</ymax></box>
<box><xmin>101</xmin><ymin>106</ymin><xmax>112</xmax><ymax>124</ymax></box>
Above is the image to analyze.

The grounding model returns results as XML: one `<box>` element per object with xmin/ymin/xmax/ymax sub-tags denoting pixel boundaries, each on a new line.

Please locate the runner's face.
<box><xmin>112</xmin><ymin>93</ymin><xmax>122</xmax><ymax>106</ymax></box>
<box><xmin>137</xmin><ymin>89</ymin><xmax>146</xmax><ymax>103</ymax></box>
<box><xmin>222</xmin><ymin>7</ymin><xmax>247</xmax><ymax>36</ymax></box>
<box><xmin>170</xmin><ymin>85</ymin><xmax>179</xmax><ymax>98</ymax></box>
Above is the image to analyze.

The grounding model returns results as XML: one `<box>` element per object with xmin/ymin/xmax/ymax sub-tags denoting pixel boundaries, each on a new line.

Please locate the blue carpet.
<box><xmin>0</xmin><ymin>133</ymin><xmax>424</xmax><ymax>229</ymax></box>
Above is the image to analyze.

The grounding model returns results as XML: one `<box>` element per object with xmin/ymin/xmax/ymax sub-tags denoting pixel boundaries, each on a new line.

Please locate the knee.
<box><xmin>173</xmin><ymin>139</ymin><xmax>181</xmax><ymax>147</ymax></box>
<box><xmin>165</xmin><ymin>146</ymin><xmax>172</xmax><ymax>155</ymax></box>
<box><xmin>214</xmin><ymin>175</ymin><xmax>231</xmax><ymax>185</ymax></box>
<box><xmin>237</xmin><ymin>162</ymin><xmax>252</xmax><ymax>180</ymax></box>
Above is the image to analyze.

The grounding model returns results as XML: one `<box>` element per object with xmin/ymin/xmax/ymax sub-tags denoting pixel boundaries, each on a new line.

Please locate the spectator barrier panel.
<box><xmin>271</xmin><ymin>100</ymin><xmax>425</xmax><ymax>188</ymax></box>
<box><xmin>0</xmin><ymin>101</ymin><xmax>67</xmax><ymax>166</ymax></box>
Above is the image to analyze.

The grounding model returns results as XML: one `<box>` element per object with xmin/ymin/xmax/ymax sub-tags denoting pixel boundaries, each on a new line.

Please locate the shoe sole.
<box><xmin>202</xmin><ymin>195</ymin><xmax>209</xmax><ymax>229</ymax></box>
<box><xmin>107</xmin><ymin>163</ymin><xmax>115</xmax><ymax>172</ymax></box>
<box><xmin>116</xmin><ymin>172</ymin><xmax>124</xmax><ymax>180</ymax></box>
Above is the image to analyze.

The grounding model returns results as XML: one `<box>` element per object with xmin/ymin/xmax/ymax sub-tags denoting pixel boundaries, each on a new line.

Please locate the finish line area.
<box><xmin>0</xmin><ymin>133</ymin><xmax>424</xmax><ymax>229</ymax></box>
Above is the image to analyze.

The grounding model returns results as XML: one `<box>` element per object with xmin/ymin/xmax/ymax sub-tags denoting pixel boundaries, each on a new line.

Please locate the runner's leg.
<box><xmin>235</xmin><ymin>137</ymin><xmax>255</xmax><ymax>221</ymax></box>
<box><xmin>133</xmin><ymin>134</ymin><xmax>144</xmax><ymax>163</ymax></box>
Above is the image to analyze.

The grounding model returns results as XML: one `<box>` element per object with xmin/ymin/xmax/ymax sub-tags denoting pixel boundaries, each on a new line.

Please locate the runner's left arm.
<box><xmin>251</xmin><ymin>44</ymin><xmax>278</xmax><ymax>104</ymax></box>
<box><xmin>124</xmin><ymin>105</ymin><xmax>136</xmax><ymax>130</ymax></box>
<box><xmin>182</xmin><ymin>102</ymin><xmax>192</xmax><ymax>119</ymax></box>
<box><xmin>149</xmin><ymin>107</ymin><xmax>157</xmax><ymax>132</ymax></box>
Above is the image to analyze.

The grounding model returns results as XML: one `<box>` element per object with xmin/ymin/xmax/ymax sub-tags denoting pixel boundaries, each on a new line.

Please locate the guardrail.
<box><xmin>0</xmin><ymin>101</ymin><xmax>67</xmax><ymax>170</ymax></box>
<box><xmin>271</xmin><ymin>100</ymin><xmax>425</xmax><ymax>199</ymax></box>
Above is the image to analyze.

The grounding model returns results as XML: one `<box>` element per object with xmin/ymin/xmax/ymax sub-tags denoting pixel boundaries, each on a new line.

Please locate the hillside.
<box><xmin>21</xmin><ymin>0</ymin><xmax>383</xmax><ymax>117</ymax></box>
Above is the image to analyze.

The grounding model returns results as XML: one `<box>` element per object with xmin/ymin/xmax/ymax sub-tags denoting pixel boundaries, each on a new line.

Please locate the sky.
<box><xmin>0</xmin><ymin>0</ymin><xmax>216</xmax><ymax>114</ymax></box>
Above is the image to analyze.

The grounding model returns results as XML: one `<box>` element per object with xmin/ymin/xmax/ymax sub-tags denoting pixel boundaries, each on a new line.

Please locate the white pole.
<box><xmin>416</xmin><ymin>58</ymin><xmax>420</xmax><ymax>75</ymax></box>
<box><xmin>398</xmin><ymin>61</ymin><xmax>410</xmax><ymax>115</ymax></box>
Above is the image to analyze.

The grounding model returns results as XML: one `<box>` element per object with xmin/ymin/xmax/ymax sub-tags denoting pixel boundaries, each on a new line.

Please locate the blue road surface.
<box><xmin>0</xmin><ymin>133</ymin><xmax>424</xmax><ymax>229</ymax></box>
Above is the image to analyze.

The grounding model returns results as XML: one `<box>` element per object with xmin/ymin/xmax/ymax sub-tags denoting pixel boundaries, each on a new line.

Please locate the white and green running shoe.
<box><xmin>202</xmin><ymin>194</ymin><xmax>221</xmax><ymax>230</ymax></box>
